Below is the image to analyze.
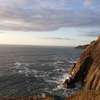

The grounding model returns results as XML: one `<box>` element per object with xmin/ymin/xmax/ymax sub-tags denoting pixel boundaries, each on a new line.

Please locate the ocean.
<box><xmin>0</xmin><ymin>45</ymin><xmax>83</xmax><ymax>96</ymax></box>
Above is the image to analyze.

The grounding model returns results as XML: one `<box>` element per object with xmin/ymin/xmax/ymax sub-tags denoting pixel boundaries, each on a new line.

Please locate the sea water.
<box><xmin>0</xmin><ymin>45</ymin><xmax>82</xmax><ymax>96</ymax></box>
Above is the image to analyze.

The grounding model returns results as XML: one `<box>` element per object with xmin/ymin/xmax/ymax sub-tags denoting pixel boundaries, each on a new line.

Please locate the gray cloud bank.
<box><xmin>0</xmin><ymin>0</ymin><xmax>100</xmax><ymax>31</ymax></box>
<box><xmin>41</xmin><ymin>37</ymin><xmax>74</xmax><ymax>41</ymax></box>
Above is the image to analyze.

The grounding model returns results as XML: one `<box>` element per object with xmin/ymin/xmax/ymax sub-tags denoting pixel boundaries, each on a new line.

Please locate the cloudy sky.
<box><xmin>0</xmin><ymin>0</ymin><xmax>100</xmax><ymax>46</ymax></box>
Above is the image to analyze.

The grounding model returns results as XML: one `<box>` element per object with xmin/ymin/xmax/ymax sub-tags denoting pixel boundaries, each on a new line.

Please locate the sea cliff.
<box><xmin>64</xmin><ymin>36</ymin><xmax>100</xmax><ymax>91</ymax></box>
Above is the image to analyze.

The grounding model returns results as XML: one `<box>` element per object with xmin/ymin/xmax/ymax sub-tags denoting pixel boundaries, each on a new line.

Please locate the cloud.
<box><xmin>41</xmin><ymin>37</ymin><xmax>74</xmax><ymax>41</ymax></box>
<box><xmin>84</xmin><ymin>0</ymin><xmax>92</xmax><ymax>7</ymax></box>
<box><xmin>78</xmin><ymin>27</ymin><xmax>100</xmax><ymax>37</ymax></box>
<box><xmin>83</xmin><ymin>32</ymin><xmax>100</xmax><ymax>37</ymax></box>
<box><xmin>0</xmin><ymin>0</ymin><xmax>100</xmax><ymax>31</ymax></box>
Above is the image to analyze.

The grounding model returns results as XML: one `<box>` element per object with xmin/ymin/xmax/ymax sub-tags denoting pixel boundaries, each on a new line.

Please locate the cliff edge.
<box><xmin>64</xmin><ymin>36</ymin><xmax>100</xmax><ymax>90</ymax></box>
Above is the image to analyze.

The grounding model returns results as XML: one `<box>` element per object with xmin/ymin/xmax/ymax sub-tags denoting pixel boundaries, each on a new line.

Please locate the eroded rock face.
<box><xmin>64</xmin><ymin>36</ymin><xmax>100</xmax><ymax>90</ymax></box>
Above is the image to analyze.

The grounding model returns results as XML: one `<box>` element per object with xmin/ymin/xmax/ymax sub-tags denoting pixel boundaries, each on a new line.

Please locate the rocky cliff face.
<box><xmin>67</xmin><ymin>90</ymin><xmax>100</xmax><ymax>100</ymax></box>
<box><xmin>64</xmin><ymin>36</ymin><xmax>100</xmax><ymax>90</ymax></box>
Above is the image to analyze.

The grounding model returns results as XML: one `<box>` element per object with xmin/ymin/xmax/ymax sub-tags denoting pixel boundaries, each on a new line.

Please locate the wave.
<box><xmin>12</xmin><ymin>61</ymin><xmax>75</xmax><ymax>96</ymax></box>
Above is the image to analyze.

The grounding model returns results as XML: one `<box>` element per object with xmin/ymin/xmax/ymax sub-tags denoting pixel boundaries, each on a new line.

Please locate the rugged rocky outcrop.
<box><xmin>75</xmin><ymin>40</ymin><xmax>96</xmax><ymax>49</ymax></box>
<box><xmin>75</xmin><ymin>44</ymin><xmax>89</xmax><ymax>49</ymax></box>
<box><xmin>64</xmin><ymin>36</ymin><xmax>100</xmax><ymax>90</ymax></box>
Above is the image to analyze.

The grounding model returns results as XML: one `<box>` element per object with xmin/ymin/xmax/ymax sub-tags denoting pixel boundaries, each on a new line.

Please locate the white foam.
<box><xmin>24</xmin><ymin>67</ymin><xmax>31</xmax><ymax>77</ymax></box>
<box><xmin>15</xmin><ymin>62</ymin><xmax>21</xmax><ymax>66</ymax></box>
<box><xmin>53</xmin><ymin>73</ymin><xmax>72</xmax><ymax>91</ymax></box>
<box><xmin>53</xmin><ymin>84</ymin><xmax>65</xmax><ymax>91</ymax></box>
<box><xmin>18</xmin><ymin>70</ymin><xmax>23</xmax><ymax>73</ymax></box>
<box><xmin>54</xmin><ymin>61</ymin><xmax>64</xmax><ymax>65</ymax></box>
<box><xmin>57</xmin><ymin>73</ymin><xmax>71</xmax><ymax>84</ymax></box>
<box><xmin>14</xmin><ymin>62</ymin><xmax>22</xmax><ymax>69</ymax></box>
<box><xmin>45</xmin><ymin>79</ymin><xmax>58</xmax><ymax>84</ymax></box>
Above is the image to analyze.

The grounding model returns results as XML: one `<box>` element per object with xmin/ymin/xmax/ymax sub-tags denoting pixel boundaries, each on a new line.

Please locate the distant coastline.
<box><xmin>75</xmin><ymin>44</ymin><xmax>89</xmax><ymax>49</ymax></box>
<box><xmin>75</xmin><ymin>40</ymin><xmax>96</xmax><ymax>49</ymax></box>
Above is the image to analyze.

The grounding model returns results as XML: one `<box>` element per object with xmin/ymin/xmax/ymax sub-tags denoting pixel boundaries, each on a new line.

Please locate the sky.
<box><xmin>0</xmin><ymin>0</ymin><xmax>100</xmax><ymax>46</ymax></box>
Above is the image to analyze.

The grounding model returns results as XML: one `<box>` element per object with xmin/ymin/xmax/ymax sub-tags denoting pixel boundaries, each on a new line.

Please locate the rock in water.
<box><xmin>64</xmin><ymin>36</ymin><xmax>100</xmax><ymax>90</ymax></box>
